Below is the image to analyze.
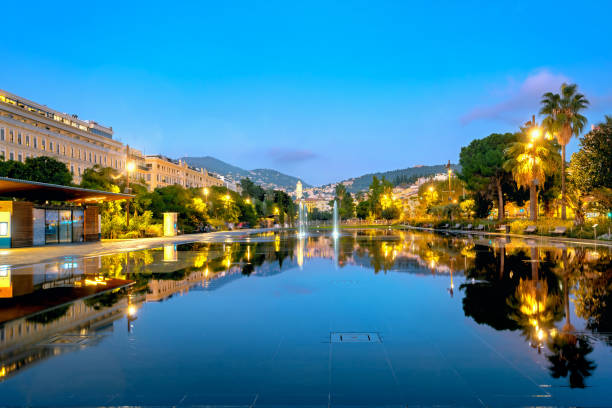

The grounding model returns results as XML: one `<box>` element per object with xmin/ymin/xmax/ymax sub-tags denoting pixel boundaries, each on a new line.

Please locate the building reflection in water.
<box><xmin>0</xmin><ymin>230</ymin><xmax>610</xmax><ymax>389</ymax></box>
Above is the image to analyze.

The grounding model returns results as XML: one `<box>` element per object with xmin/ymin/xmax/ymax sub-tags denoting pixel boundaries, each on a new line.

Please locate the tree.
<box><xmin>459</xmin><ymin>133</ymin><xmax>516</xmax><ymax>220</ymax></box>
<box><xmin>240</xmin><ymin>178</ymin><xmax>265</xmax><ymax>201</ymax></box>
<box><xmin>504</xmin><ymin>130</ymin><xmax>560</xmax><ymax>221</ymax></box>
<box><xmin>473</xmin><ymin>192</ymin><xmax>493</xmax><ymax>218</ymax></box>
<box><xmin>568</xmin><ymin>116</ymin><xmax>612</xmax><ymax>193</ymax></box>
<box><xmin>0</xmin><ymin>156</ymin><xmax>72</xmax><ymax>185</ymax></box>
<box><xmin>334</xmin><ymin>184</ymin><xmax>355</xmax><ymax>219</ymax></box>
<box><xmin>356</xmin><ymin>200</ymin><xmax>369</xmax><ymax>219</ymax></box>
<box><xmin>540</xmin><ymin>83</ymin><xmax>589</xmax><ymax>220</ymax></box>
<box><xmin>80</xmin><ymin>165</ymin><xmax>120</xmax><ymax>191</ymax></box>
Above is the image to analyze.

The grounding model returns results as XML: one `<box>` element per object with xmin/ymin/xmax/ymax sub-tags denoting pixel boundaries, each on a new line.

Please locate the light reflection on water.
<box><xmin>0</xmin><ymin>229</ymin><xmax>611</xmax><ymax>406</ymax></box>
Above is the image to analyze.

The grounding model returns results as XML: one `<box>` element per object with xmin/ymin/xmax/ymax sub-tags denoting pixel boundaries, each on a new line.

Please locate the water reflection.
<box><xmin>0</xmin><ymin>229</ymin><xmax>611</xmax><ymax>392</ymax></box>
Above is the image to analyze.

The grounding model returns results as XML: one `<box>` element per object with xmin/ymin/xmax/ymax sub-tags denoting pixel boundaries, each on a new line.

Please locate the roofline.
<box><xmin>0</xmin><ymin>177</ymin><xmax>134</xmax><ymax>201</ymax></box>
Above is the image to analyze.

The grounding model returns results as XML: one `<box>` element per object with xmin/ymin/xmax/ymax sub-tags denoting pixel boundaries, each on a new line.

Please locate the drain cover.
<box><xmin>39</xmin><ymin>334</ymin><xmax>103</xmax><ymax>347</ymax></box>
<box><xmin>330</xmin><ymin>332</ymin><xmax>381</xmax><ymax>343</ymax></box>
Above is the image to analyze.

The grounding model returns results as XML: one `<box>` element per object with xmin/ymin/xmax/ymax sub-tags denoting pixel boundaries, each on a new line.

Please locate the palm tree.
<box><xmin>504</xmin><ymin>129</ymin><xmax>560</xmax><ymax>221</ymax></box>
<box><xmin>540</xmin><ymin>83</ymin><xmax>589</xmax><ymax>220</ymax></box>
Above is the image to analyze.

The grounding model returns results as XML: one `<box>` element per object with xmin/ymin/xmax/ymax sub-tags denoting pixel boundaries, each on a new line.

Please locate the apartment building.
<box><xmin>144</xmin><ymin>155</ymin><xmax>224</xmax><ymax>190</ymax></box>
<box><xmin>0</xmin><ymin>89</ymin><xmax>127</xmax><ymax>183</ymax></box>
<box><xmin>0</xmin><ymin>90</ymin><xmax>232</xmax><ymax>192</ymax></box>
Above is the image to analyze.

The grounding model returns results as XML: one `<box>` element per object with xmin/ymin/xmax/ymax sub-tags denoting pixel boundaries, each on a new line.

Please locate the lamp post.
<box><xmin>203</xmin><ymin>187</ymin><xmax>209</xmax><ymax>203</ymax></box>
<box><xmin>125</xmin><ymin>160</ymin><xmax>136</xmax><ymax>227</ymax></box>
<box><xmin>527</xmin><ymin>118</ymin><xmax>543</xmax><ymax>221</ymax></box>
<box><xmin>445</xmin><ymin>160</ymin><xmax>453</xmax><ymax>202</ymax></box>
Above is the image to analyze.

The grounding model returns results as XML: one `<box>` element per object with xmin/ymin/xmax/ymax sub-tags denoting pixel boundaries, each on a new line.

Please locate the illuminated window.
<box><xmin>41</xmin><ymin>139</ymin><xmax>46</xmax><ymax>150</ymax></box>
<box><xmin>25</xmin><ymin>135</ymin><xmax>30</xmax><ymax>147</ymax></box>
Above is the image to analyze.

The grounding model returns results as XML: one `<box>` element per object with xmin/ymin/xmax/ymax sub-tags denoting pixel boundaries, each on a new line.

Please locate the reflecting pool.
<box><xmin>1</xmin><ymin>229</ymin><xmax>612</xmax><ymax>407</ymax></box>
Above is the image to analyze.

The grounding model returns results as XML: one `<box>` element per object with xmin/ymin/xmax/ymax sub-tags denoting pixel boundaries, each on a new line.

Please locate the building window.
<box><xmin>70</xmin><ymin>165</ymin><xmax>74</xmax><ymax>174</ymax></box>
<box><xmin>9</xmin><ymin>152</ymin><xmax>14</xmax><ymax>160</ymax></box>
<box><xmin>89</xmin><ymin>152</ymin><xmax>92</xmax><ymax>162</ymax></box>
<box><xmin>0</xmin><ymin>128</ymin><xmax>4</xmax><ymax>141</ymax></box>
<box><xmin>42</xmin><ymin>139</ymin><xmax>46</xmax><ymax>150</ymax></box>
<box><xmin>25</xmin><ymin>135</ymin><xmax>30</xmax><ymax>147</ymax></box>
<box><xmin>33</xmin><ymin>137</ymin><xmax>37</xmax><ymax>148</ymax></box>
<box><xmin>71</xmin><ymin>147</ymin><xmax>74</xmax><ymax>158</ymax></box>
<box><xmin>49</xmin><ymin>141</ymin><xmax>54</xmax><ymax>151</ymax></box>
<box><xmin>9</xmin><ymin>130</ymin><xmax>14</xmax><ymax>143</ymax></box>
<box><xmin>17</xmin><ymin>132</ymin><xmax>22</xmax><ymax>145</ymax></box>
<box><xmin>0</xmin><ymin>150</ymin><xmax>5</xmax><ymax>160</ymax></box>
<box><xmin>57</xmin><ymin>143</ymin><xmax>60</xmax><ymax>154</ymax></box>
<box><xmin>18</xmin><ymin>153</ymin><xmax>22</xmax><ymax>162</ymax></box>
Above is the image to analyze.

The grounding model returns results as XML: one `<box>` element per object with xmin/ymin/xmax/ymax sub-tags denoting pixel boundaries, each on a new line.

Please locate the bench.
<box><xmin>464</xmin><ymin>224</ymin><xmax>473</xmax><ymax>230</ymax></box>
<box><xmin>496</xmin><ymin>224</ymin><xmax>510</xmax><ymax>233</ymax></box>
<box><xmin>524</xmin><ymin>225</ymin><xmax>537</xmax><ymax>234</ymax></box>
<box><xmin>453</xmin><ymin>223</ymin><xmax>461</xmax><ymax>229</ymax></box>
<box><xmin>441</xmin><ymin>223</ymin><xmax>450</xmax><ymax>229</ymax></box>
<box><xmin>474</xmin><ymin>225</ymin><xmax>485</xmax><ymax>231</ymax></box>
<box><xmin>551</xmin><ymin>226</ymin><xmax>567</xmax><ymax>236</ymax></box>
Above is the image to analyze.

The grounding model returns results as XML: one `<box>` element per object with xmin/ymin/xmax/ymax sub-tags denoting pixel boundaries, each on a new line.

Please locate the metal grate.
<box><xmin>39</xmin><ymin>334</ymin><xmax>102</xmax><ymax>347</ymax></box>
<box><xmin>330</xmin><ymin>332</ymin><xmax>381</xmax><ymax>343</ymax></box>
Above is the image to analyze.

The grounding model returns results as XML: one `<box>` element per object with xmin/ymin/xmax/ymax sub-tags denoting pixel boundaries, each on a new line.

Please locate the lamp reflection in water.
<box><xmin>127</xmin><ymin>301</ymin><xmax>138</xmax><ymax>333</ymax></box>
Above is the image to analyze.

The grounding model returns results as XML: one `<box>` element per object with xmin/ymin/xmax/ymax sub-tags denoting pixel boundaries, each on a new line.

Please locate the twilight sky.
<box><xmin>2</xmin><ymin>1</ymin><xmax>612</xmax><ymax>186</ymax></box>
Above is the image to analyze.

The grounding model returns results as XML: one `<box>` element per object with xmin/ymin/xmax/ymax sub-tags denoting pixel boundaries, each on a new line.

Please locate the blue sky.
<box><xmin>2</xmin><ymin>1</ymin><xmax>612</xmax><ymax>186</ymax></box>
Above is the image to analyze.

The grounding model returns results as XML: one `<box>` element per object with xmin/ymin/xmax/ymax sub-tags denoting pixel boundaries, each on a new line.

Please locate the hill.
<box><xmin>181</xmin><ymin>156</ymin><xmax>310</xmax><ymax>191</ymax></box>
<box><xmin>340</xmin><ymin>164</ymin><xmax>461</xmax><ymax>193</ymax></box>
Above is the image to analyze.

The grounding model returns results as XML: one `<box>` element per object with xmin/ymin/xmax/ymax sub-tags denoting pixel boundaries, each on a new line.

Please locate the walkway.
<box><xmin>1</xmin><ymin>228</ymin><xmax>272</xmax><ymax>267</ymax></box>
<box><xmin>404</xmin><ymin>225</ymin><xmax>612</xmax><ymax>248</ymax></box>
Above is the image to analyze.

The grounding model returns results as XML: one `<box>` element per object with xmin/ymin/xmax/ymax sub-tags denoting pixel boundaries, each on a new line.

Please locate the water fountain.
<box><xmin>332</xmin><ymin>200</ymin><xmax>340</xmax><ymax>239</ymax></box>
<box><xmin>297</xmin><ymin>202</ymin><xmax>307</xmax><ymax>238</ymax></box>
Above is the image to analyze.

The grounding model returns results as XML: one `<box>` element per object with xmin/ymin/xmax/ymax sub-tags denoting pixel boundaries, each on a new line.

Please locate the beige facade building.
<box><xmin>0</xmin><ymin>89</ymin><xmax>127</xmax><ymax>183</ymax></box>
<box><xmin>0</xmin><ymin>89</ymin><xmax>230</xmax><ymax>191</ymax></box>
<box><xmin>144</xmin><ymin>155</ymin><xmax>224</xmax><ymax>190</ymax></box>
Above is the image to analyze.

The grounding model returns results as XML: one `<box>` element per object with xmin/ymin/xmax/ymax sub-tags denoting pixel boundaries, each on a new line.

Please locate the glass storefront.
<box><xmin>59</xmin><ymin>210</ymin><xmax>72</xmax><ymax>243</ymax></box>
<box><xmin>44</xmin><ymin>208</ymin><xmax>86</xmax><ymax>244</ymax></box>
<box><xmin>45</xmin><ymin>210</ymin><xmax>59</xmax><ymax>244</ymax></box>
<box><xmin>72</xmin><ymin>210</ymin><xmax>84</xmax><ymax>243</ymax></box>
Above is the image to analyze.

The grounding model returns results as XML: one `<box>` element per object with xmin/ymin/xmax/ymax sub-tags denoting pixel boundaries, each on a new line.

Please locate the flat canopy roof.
<box><xmin>0</xmin><ymin>177</ymin><xmax>134</xmax><ymax>203</ymax></box>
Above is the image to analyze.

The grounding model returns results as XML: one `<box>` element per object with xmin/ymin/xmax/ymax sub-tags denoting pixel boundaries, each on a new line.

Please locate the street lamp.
<box><xmin>529</xmin><ymin>126</ymin><xmax>543</xmax><ymax>141</ymax></box>
<box><xmin>203</xmin><ymin>187</ymin><xmax>209</xmax><ymax>202</ymax></box>
<box><xmin>125</xmin><ymin>161</ymin><xmax>136</xmax><ymax>227</ymax></box>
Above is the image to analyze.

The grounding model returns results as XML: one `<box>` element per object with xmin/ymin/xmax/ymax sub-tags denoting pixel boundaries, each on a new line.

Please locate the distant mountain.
<box><xmin>181</xmin><ymin>156</ymin><xmax>310</xmax><ymax>191</ymax></box>
<box><xmin>338</xmin><ymin>164</ymin><xmax>462</xmax><ymax>193</ymax></box>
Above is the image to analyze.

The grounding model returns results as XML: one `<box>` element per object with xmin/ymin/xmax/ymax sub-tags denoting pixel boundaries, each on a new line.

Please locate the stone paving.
<box><xmin>0</xmin><ymin>228</ymin><xmax>273</xmax><ymax>266</ymax></box>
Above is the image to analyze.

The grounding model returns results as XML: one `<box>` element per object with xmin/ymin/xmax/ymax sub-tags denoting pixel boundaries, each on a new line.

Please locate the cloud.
<box><xmin>266</xmin><ymin>148</ymin><xmax>319</xmax><ymax>164</ymax></box>
<box><xmin>461</xmin><ymin>70</ymin><xmax>570</xmax><ymax>125</ymax></box>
